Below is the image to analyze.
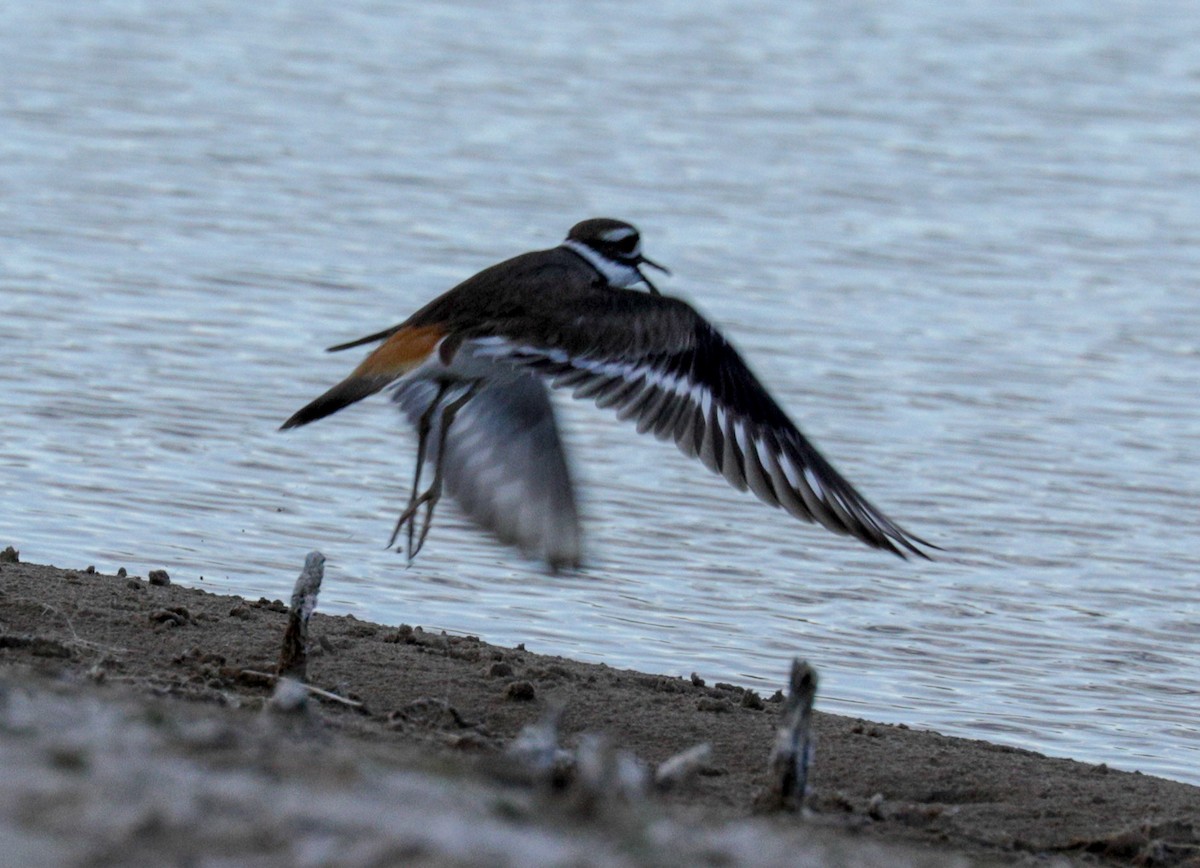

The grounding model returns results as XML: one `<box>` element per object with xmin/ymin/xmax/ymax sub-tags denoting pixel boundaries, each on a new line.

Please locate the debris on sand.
<box><xmin>3</xmin><ymin>560</ymin><xmax>1199</xmax><ymax>866</ymax></box>
<box><xmin>501</xmin><ymin>702</ymin><xmax>711</xmax><ymax>813</ymax></box>
<box><xmin>756</xmin><ymin>659</ymin><xmax>818</xmax><ymax>812</ymax></box>
<box><xmin>504</xmin><ymin>704</ymin><xmax>568</xmax><ymax>781</ymax></box>
<box><xmin>654</xmin><ymin>742</ymin><xmax>712</xmax><ymax>792</ymax></box>
<box><xmin>276</xmin><ymin>551</ymin><xmax>325</xmax><ymax>680</ymax></box>
<box><xmin>268</xmin><ymin>676</ymin><xmax>311</xmax><ymax>714</ymax></box>
<box><xmin>241</xmin><ymin>552</ymin><xmax>362</xmax><ymax>711</ymax></box>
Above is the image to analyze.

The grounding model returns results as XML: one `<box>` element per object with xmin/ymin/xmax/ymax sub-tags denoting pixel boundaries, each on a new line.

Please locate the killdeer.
<box><xmin>282</xmin><ymin>218</ymin><xmax>934</xmax><ymax>569</ymax></box>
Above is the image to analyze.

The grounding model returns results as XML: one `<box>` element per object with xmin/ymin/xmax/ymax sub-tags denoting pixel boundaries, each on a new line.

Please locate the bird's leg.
<box><xmin>388</xmin><ymin>380</ymin><xmax>481</xmax><ymax>561</ymax></box>
<box><xmin>409</xmin><ymin>380</ymin><xmax>481</xmax><ymax>559</ymax></box>
<box><xmin>388</xmin><ymin>381</ymin><xmax>451</xmax><ymax>551</ymax></box>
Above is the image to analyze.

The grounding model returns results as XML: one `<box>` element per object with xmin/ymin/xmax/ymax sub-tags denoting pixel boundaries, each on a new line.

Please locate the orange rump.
<box><xmin>281</xmin><ymin>324</ymin><xmax>445</xmax><ymax>430</ymax></box>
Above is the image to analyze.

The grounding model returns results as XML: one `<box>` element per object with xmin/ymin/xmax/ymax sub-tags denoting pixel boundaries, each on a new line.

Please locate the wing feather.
<box><xmin>469</xmin><ymin>295</ymin><xmax>934</xmax><ymax>559</ymax></box>
<box><xmin>392</xmin><ymin>373</ymin><xmax>582</xmax><ymax>570</ymax></box>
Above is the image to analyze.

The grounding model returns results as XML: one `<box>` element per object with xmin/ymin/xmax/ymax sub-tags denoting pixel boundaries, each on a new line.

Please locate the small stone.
<box><xmin>85</xmin><ymin>565</ymin><xmax>96</xmax><ymax>574</ymax></box>
<box><xmin>117</xmin><ymin>567</ymin><xmax>128</xmax><ymax>578</ymax></box>
<box><xmin>740</xmin><ymin>690</ymin><xmax>765</xmax><ymax>710</ymax></box>
<box><xmin>505</xmin><ymin>680</ymin><xmax>536</xmax><ymax>701</ymax></box>
<box><xmin>690</xmin><ymin>672</ymin><xmax>706</xmax><ymax>687</ymax></box>
<box><xmin>448</xmin><ymin>732</ymin><xmax>490</xmax><ymax>751</ymax></box>
<box><xmin>148</xmin><ymin>569</ymin><xmax>171</xmax><ymax>586</ymax></box>
<box><xmin>487</xmin><ymin>662</ymin><xmax>514</xmax><ymax>678</ymax></box>
<box><xmin>150</xmin><ymin>609</ymin><xmax>189</xmax><ymax>628</ymax></box>
<box><xmin>126</xmin><ymin>580</ymin><xmax>143</xmax><ymax>591</ymax></box>
<box><xmin>868</xmin><ymin>792</ymin><xmax>886</xmax><ymax>820</ymax></box>
<box><xmin>252</xmin><ymin>597</ymin><xmax>287</xmax><ymax>613</ymax></box>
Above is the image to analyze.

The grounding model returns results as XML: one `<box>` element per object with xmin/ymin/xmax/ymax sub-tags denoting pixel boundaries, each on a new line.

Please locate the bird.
<box><xmin>281</xmin><ymin>218</ymin><xmax>934</xmax><ymax>569</ymax></box>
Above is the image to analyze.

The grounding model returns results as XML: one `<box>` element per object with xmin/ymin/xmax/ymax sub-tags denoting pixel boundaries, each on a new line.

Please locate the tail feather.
<box><xmin>281</xmin><ymin>324</ymin><xmax>446</xmax><ymax>430</ymax></box>
<box><xmin>280</xmin><ymin>374</ymin><xmax>391</xmax><ymax>429</ymax></box>
<box><xmin>326</xmin><ymin>325</ymin><xmax>402</xmax><ymax>353</ymax></box>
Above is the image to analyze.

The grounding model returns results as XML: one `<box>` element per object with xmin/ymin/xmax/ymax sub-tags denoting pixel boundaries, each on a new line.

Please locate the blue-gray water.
<box><xmin>3</xmin><ymin>1</ymin><xmax>1198</xmax><ymax>784</ymax></box>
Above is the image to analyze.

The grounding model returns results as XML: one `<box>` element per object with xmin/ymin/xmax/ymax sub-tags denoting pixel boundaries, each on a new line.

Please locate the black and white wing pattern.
<box><xmin>392</xmin><ymin>372</ymin><xmax>582</xmax><ymax>570</ymax></box>
<box><xmin>472</xmin><ymin>298</ymin><xmax>934</xmax><ymax>559</ymax></box>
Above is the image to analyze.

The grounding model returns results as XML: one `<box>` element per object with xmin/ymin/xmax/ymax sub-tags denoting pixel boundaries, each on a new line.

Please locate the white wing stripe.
<box><xmin>803</xmin><ymin>467</ymin><xmax>825</xmax><ymax>500</ymax></box>
<box><xmin>754</xmin><ymin>437</ymin><xmax>774</xmax><ymax>476</ymax></box>
<box><xmin>460</xmin><ymin>336</ymin><xmax>928</xmax><ymax>558</ymax></box>
<box><xmin>780</xmin><ymin>454</ymin><xmax>802</xmax><ymax>490</ymax></box>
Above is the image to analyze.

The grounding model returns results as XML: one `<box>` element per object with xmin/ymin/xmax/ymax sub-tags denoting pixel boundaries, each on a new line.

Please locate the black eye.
<box><xmin>613</xmin><ymin>234</ymin><xmax>639</xmax><ymax>255</ymax></box>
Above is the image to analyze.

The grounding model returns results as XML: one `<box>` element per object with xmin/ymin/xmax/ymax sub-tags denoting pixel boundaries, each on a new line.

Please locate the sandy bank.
<box><xmin>1</xmin><ymin>557</ymin><xmax>1197</xmax><ymax>866</ymax></box>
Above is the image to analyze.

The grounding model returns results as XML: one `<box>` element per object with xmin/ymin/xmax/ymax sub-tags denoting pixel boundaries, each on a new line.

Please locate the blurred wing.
<box><xmin>469</xmin><ymin>304</ymin><xmax>934</xmax><ymax>559</ymax></box>
<box><xmin>392</xmin><ymin>373</ymin><xmax>582</xmax><ymax>570</ymax></box>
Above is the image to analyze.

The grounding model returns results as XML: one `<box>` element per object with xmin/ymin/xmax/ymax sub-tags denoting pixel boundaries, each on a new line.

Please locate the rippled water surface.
<box><xmin>4</xmin><ymin>1</ymin><xmax>1199</xmax><ymax>783</ymax></box>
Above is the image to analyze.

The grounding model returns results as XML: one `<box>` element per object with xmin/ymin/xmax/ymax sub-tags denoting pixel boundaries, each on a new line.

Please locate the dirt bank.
<box><xmin>1</xmin><ymin>557</ymin><xmax>1197</xmax><ymax>866</ymax></box>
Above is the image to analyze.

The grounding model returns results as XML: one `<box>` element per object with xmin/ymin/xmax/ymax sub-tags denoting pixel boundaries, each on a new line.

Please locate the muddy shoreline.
<box><xmin>2</xmin><ymin>556</ymin><xmax>1198</xmax><ymax>866</ymax></box>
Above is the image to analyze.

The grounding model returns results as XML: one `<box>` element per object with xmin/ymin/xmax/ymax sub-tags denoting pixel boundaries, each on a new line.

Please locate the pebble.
<box><xmin>505</xmin><ymin>681</ymin><xmax>536</xmax><ymax>701</ymax></box>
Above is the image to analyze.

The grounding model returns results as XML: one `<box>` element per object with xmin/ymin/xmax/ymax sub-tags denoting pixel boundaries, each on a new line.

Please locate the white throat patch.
<box><xmin>562</xmin><ymin>239</ymin><xmax>644</xmax><ymax>289</ymax></box>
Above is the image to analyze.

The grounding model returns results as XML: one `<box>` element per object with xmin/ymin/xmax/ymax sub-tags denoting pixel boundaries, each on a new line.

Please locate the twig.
<box><xmin>276</xmin><ymin>551</ymin><xmax>325</xmax><ymax>679</ymax></box>
<box><xmin>654</xmin><ymin>743</ymin><xmax>711</xmax><ymax>791</ymax></box>
<box><xmin>758</xmin><ymin>658</ymin><xmax>818</xmax><ymax>812</ymax></box>
<box><xmin>240</xmin><ymin>670</ymin><xmax>363</xmax><ymax>709</ymax></box>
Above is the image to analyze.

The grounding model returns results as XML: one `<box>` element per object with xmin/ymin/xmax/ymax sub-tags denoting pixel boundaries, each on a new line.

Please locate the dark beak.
<box><xmin>634</xmin><ymin>255</ymin><xmax>670</xmax><ymax>296</ymax></box>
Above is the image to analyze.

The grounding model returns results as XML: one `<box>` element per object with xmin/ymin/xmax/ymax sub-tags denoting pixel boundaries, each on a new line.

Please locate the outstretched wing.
<box><xmin>468</xmin><ymin>296</ymin><xmax>934</xmax><ymax>559</ymax></box>
<box><xmin>392</xmin><ymin>372</ymin><xmax>582</xmax><ymax>571</ymax></box>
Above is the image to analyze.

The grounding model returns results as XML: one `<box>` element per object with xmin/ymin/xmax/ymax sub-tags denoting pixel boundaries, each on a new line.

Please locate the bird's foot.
<box><xmin>387</xmin><ymin>486</ymin><xmax>440</xmax><ymax>562</ymax></box>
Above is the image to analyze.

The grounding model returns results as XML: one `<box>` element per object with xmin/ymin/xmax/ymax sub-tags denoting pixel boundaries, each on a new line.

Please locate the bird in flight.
<box><xmin>281</xmin><ymin>218</ymin><xmax>934</xmax><ymax>569</ymax></box>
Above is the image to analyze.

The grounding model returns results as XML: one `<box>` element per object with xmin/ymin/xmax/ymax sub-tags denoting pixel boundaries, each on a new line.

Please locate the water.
<box><xmin>3</xmin><ymin>0</ymin><xmax>1199</xmax><ymax>784</ymax></box>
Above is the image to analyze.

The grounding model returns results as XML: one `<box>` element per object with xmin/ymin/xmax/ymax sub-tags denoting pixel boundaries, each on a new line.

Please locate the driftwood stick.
<box><xmin>759</xmin><ymin>658</ymin><xmax>818</xmax><ymax>812</ymax></box>
<box><xmin>241</xmin><ymin>670</ymin><xmax>364</xmax><ymax>709</ymax></box>
<box><xmin>654</xmin><ymin>742</ymin><xmax>711</xmax><ymax>791</ymax></box>
<box><xmin>276</xmin><ymin>551</ymin><xmax>325</xmax><ymax>680</ymax></box>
